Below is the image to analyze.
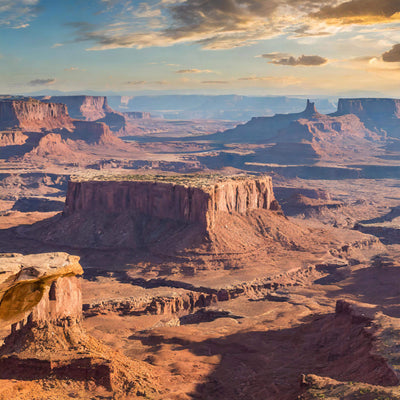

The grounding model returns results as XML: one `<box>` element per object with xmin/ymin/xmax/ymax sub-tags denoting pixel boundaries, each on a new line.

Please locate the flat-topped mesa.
<box><xmin>0</xmin><ymin>252</ymin><xmax>83</xmax><ymax>330</ymax></box>
<box><xmin>38</xmin><ymin>95</ymin><xmax>127</xmax><ymax>132</ymax></box>
<box><xmin>0</xmin><ymin>99</ymin><xmax>73</xmax><ymax>131</ymax></box>
<box><xmin>337</xmin><ymin>98</ymin><xmax>400</xmax><ymax>120</ymax></box>
<box><xmin>64</xmin><ymin>175</ymin><xmax>278</xmax><ymax>231</ymax></box>
<box><xmin>38</xmin><ymin>95</ymin><xmax>113</xmax><ymax>121</ymax></box>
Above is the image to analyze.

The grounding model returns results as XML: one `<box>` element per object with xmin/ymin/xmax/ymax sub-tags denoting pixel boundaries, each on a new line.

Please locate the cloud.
<box><xmin>382</xmin><ymin>44</ymin><xmax>400</xmax><ymax>62</ymax></box>
<box><xmin>237</xmin><ymin>76</ymin><xmax>301</xmax><ymax>85</ymax></box>
<box><xmin>70</xmin><ymin>0</ymin><xmax>330</xmax><ymax>50</ymax></box>
<box><xmin>126</xmin><ymin>80</ymin><xmax>147</xmax><ymax>85</ymax></box>
<box><xmin>201</xmin><ymin>80</ymin><xmax>229</xmax><ymax>84</ymax></box>
<box><xmin>29</xmin><ymin>78</ymin><xmax>56</xmax><ymax>86</ymax></box>
<box><xmin>0</xmin><ymin>0</ymin><xmax>40</xmax><ymax>28</ymax></box>
<box><xmin>261</xmin><ymin>53</ymin><xmax>328</xmax><ymax>66</ymax></box>
<box><xmin>175</xmin><ymin>68</ymin><xmax>213</xmax><ymax>73</ymax></box>
<box><xmin>52</xmin><ymin>43</ymin><xmax>64</xmax><ymax>48</ymax></box>
<box><xmin>68</xmin><ymin>0</ymin><xmax>400</xmax><ymax>51</ymax></box>
<box><xmin>312</xmin><ymin>0</ymin><xmax>400</xmax><ymax>25</ymax></box>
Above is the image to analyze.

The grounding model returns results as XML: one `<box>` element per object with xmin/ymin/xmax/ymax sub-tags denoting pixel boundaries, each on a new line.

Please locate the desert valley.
<box><xmin>0</xmin><ymin>92</ymin><xmax>399</xmax><ymax>399</ymax></box>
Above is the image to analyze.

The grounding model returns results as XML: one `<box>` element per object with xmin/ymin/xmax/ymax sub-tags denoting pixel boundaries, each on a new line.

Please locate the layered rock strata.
<box><xmin>0</xmin><ymin>252</ymin><xmax>82</xmax><ymax>327</ymax></box>
<box><xmin>0</xmin><ymin>99</ymin><xmax>73</xmax><ymax>131</ymax></box>
<box><xmin>64</xmin><ymin>175</ymin><xmax>277</xmax><ymax>231</ymax></box>
<box><xmin>0</xmin><ymin>252</ymin><xmax>159</xmax><ymax>397</ymax></box>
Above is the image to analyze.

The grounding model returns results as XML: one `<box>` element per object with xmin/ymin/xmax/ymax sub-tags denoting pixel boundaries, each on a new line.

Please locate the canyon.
<box><xmin>1</xmin><ymin>95</ymin><xmax>400</xmax><ymax>399</ymax></box>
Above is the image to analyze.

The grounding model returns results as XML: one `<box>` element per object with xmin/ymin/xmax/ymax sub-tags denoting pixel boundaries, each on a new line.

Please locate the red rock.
<box><xmin>0</xmin><ymin>99</ymin><xmax>74</xmax><ymax>131</ymax></box>
<box><xmin>63</xmin><ymin>176</ymin><xmax>277</xmax><ymax>231</ymax></box>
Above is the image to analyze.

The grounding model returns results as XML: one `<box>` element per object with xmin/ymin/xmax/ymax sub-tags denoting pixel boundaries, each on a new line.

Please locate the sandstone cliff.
<box><xmin>335</xmin><ymin>98</ymin><xmax>400</xmax><ymax>137</ymax></box>
<box><xmin>38</xmin><ymin>95</ymin><xmax>113</xmax><ymax>121</ymax></box>
<box><xmin>337</xmin><ymin>98</ymin><xmax>400</xmax><ymax>120</ymax></box>
<box><xmin>72</xmin><ymin>120</ymin><xmax>124</xmax><ymax>145</ymax></box>
<box><xmin>39</xmin><ymin>95</ymin><xmax>127</xmax><ymax>132</ymax></box>
<box><xmin>0</xmin><ymin>252</ymin><xmax>82</xmax><ymax>327</ymax></box>
<box><xmin>0</xmin><ymin>99</ymin><xmax>74</xmax><ymax>131</ymax></box>
<box><xmin>0</xmin><ymin>131</ymin><xmax>28</xmax><ymax>146</ymax></box>
<box><xmin>0</xmin><ymin>252</ymin><xmax>159</xmax><ymax>398</ymax></box>
<box><xmin>64</xmin><ymin>175</ymin><xmax>277</xmax><ymax>231</ymax></box>
<box><xmin>28</xmin><ymin>175</ymin><xmax>297</xmax><ymax>257</ymax></box>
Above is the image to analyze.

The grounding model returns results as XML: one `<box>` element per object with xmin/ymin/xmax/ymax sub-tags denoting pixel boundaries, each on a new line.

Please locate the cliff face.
<box><xmin>336</xmin><ymin>98</ymin><xmax>400</xmax><ymax>137</ymax></box>
<box><xmin>0</xmin><ymin>252</ymin><xmax>83</xmax><ymax>327</ymax></box>
<box><xmin>39</xmin><ymin>95</ymin><xmax>113</xmax><ymax>121</ymax></box>
<box><xmin>72</xmin><ymin>120</ymin><xmax>124</xmax><ymax>145</ymax></box>
<box><xmin>39</xmin><ymin>95</ymin><xmax>127</xmax><ymax>132</ymax></box>
<box><xmin>0</xmin><ymin>252</ymin><xmax>158</xmax><ymax>397</ymax></box>
<box><xmin>0</xmin><ymin>99</ymin><xmax>73</xmax><ymax>131</ymax></box>
<box><xmin>0</xmin><ymin>131</ymin><xmax>28</xmax><ymax>146</ymax></box>
<box><xmin>64</xmin><ymin>176</ymin><xmax>276</xmax><ymax>231</ymax></box>
<box><xmin>337</xmin><ymin>98</ymin><xmax>400</xmax><ymax>120</ymax></box>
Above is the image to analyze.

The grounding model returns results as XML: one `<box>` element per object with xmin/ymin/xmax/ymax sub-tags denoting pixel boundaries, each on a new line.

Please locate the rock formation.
<box><xmin>337</xmin><ymin>98</ymin><xmax>400</xmax><ymax>120</ymax></box>
<box><xmin>37</xmin><ymin>96</ymin><xmax>114</xmax><ymax>121</ymax></box>
<box><xmin>38</xmin><ymin>96</ymin><xmax>127</xmax><ymax>133</ymax></box>
<box><xmin>202</xmin><ymin>99</ymin><xmax>384</xmax><ymax>165</ymax></box>
<box><xmin>72</xmin><ymin>120</ymin><xmax>124</xmax><ymax>145</ymax></box>
<box><xmin>0</xmin><ymin>252</ymin><xmax>82</xmax><ymax>327</ymax></box>
<box><xmin>0</xmin><ymin>131</ymin><xmax>28</xmax><ymax>146</ymax></box>
<box><xmin>23</xmin><ymin>174</ymin><xmax>305</xmax><ymax>259</ymax></box>
<box><xmin>63</xmin><ymin>175</ymin><xmax>277</xmax><ymax>231</ymax></box>
<box><xmin>336</xmin><ymin>98</ymin><xmax>400</xmax><ymax>137</ymax></box>
<box><xmin>0</xmin><ymin>99</ymin><xmax>74</xmax><ymax>131</ymax></box>
<box><xmin>0</xmin><ymin>98</ymin><xmax>127</xmax><ymax>163</ymax></box>
<box><xmin>0</xmin><ymin>252</ymin><xmax>159</xmax><ymax>398</ymax></box>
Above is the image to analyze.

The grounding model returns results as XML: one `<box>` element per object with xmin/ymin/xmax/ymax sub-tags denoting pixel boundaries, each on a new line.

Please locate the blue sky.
<box><xmin>1</xmin><ymin>0</ymin><xmax>400</xmax><ymax>96</ymax></box>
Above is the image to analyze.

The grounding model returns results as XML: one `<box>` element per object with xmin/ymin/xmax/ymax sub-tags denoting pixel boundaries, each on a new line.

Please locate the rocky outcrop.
<box><xmin>337</xmin><ymin>98</ymin><xmax>400</xmax><ymax>120</ymax></box>
<box><xmin>39</xmin><ymin>96</ymin><xmax>127</xmax><ymax>132</ymax></box>
<box><xmin>38</xmin><ymin>95</ymin><xmax>113</xmax><ymax>121</ymax></box>
<box><xmin>335</xmin><ymin>98</ymin><xmax>400</xmax><ymax>138</ymax></box>
<box><xmin>72</xmin><ymin>120</ymin><xmax>124</xmax><ymax>145</ymax></box>
<box><xmin>0</xmin><ymin>131</ymin><xmax>28</xmax><ymax>146</ymax></box>
<box><xmin>0</xmin><ymin>99</ymin><xmax>73</xmax><ymax>131</ymax></box>
<box><xmin>25</xmin><ymin>133</ymin><xmax>78</xmax><ymax>159</ymax></box>
<box><xmin>0</xmin><ymin>252</ymin><xmax>83</xmax><ymax>327</ymax></box>
<box><xmin>0</xmin><ymin>252</ymin><xmax>159</xmax><ymax>397</ymax></box>
<box><xmin>210</xmin><ymin>99</ymin><xmax>322</xmax><ymax>143</ymax></box>
<box><xmin>64</xmin><ymin>175</ymin><xmax>277</xmax><ymax>231</ymax></box>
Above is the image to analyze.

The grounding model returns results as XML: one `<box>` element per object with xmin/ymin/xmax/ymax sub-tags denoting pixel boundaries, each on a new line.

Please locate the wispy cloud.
<box><xmin>29</xmin><ymin>78</ymin><xmax>56</xmax><ymax>86</ymax></box>
<box><xmin>126</xmin><ymin>80</ymin><xmax>147</xmax><ymax>85</ymax></box>
<box><xmin>237</xmin><ymin>76</ymin><xmax>301</xmax><ymax>85</ymax></box>
<box><xmin>175</xmin><ymin>68</ymin><xmax>213</xmax><ymax>73</ymax></box>
<box><xmin>0</xmin><ymin>0</ymin><xmax>40</xmax><ymax>29</ymax></box>
<box><xmin>201</xmin><ymin>80</ymin><xmax>229</xmax><ymax>84</ymax></box>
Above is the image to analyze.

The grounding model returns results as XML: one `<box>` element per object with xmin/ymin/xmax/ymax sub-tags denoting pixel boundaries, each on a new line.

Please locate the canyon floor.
<box><xmin>1</xmin><ymin>164</ymin><xmax>400</xmax><ymax>399</ymax></box>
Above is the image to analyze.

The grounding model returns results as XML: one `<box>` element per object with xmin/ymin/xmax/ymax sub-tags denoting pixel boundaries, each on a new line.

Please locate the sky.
<box><xmin>1</xmin><ymin>0</ymin><xmax>400</xmax><ymax>96</ymax></box>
